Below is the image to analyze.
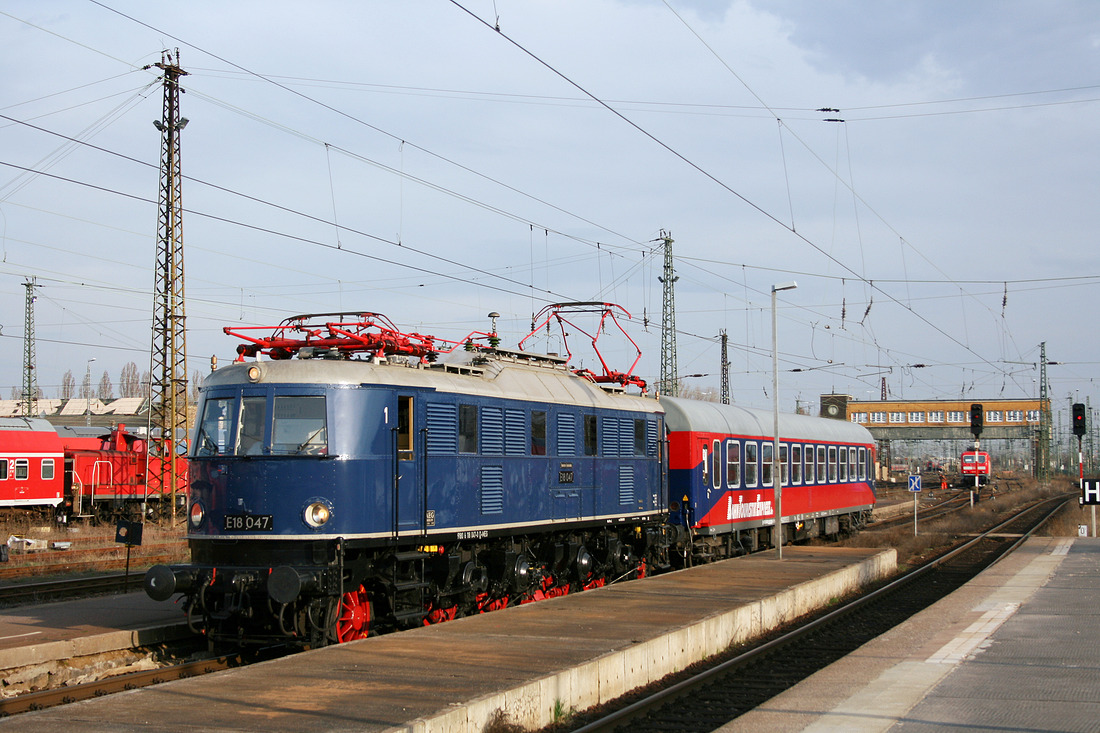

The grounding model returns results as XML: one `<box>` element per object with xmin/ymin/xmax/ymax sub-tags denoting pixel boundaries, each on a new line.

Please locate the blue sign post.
<box><xmin>909</xmin><ymin>474</ymin><xmax>921</xmax><ymax>536</ymax></box>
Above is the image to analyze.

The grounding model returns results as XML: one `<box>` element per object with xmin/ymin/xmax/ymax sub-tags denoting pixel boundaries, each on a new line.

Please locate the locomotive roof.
<box><xmin>204</xmin><ymin>350</ymin><xmax>663</xmax><ymax>415</ymax></box>
<box><xmin>661</xmin><ymin>396</ymin><xmax>875</xmax><ymax>444</ymax></box>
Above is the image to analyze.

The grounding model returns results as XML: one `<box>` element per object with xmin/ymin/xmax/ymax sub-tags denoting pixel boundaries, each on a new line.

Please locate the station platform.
<box><xmin>718</xmin><ymin>536</ymin><xmax>1100</xmax><ymax>733</ymax></box>
<box><xmin>0</xmin><ymin>545</ymin><xmax>894</xmax><ymax>732</ymax></box>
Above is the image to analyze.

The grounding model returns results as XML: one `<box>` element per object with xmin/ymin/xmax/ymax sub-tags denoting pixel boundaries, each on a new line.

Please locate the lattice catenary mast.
<box><xmin>1037</xmin><ymin>341</ymin><xmax>1051</xmax><ymax>481</ymax></box>
<box><xmin>148</xmin><ymin>50</ymin><xmax>189</xmax><ymax>519</ymax></box>
<box><xmin>21</xmin><ymin>277</ymin><xmax>38</xmax><ymax>417</ymax></box>
<box><xmin>719</xmin><ymin>329</ymin><xmax>730</xmax><ymax>405</ymax></box>
<box><xmin>657</xmin><ymin>231</ymin><xmax>678</xmax><ymax>396</ymax></box>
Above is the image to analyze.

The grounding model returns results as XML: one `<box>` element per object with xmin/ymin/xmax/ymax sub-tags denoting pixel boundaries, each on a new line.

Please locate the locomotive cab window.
<box><xmin>271</xmin><ymin>395</ymin><xmax>327</xmax><ymax>455</ymax></box>
<box><xmin>397</xmin><ymin>396</ymin><xmax>414</xmax><ymax>460</ymax></box>
<box><xmin>195</xmin><ymin>396</ymin><xmax>235</xmax><ymax>457</ymax></box>
<box><xmin>236</xmin><ymin>396</ymin><xmax>267</xmax><ymax>456</ymax></box>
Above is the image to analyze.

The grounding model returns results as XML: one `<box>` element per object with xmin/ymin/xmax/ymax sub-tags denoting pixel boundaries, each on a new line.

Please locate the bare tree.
<box><xmin>190</xmin><ymin>370</ymin><xmax>205</xmax><ymax>402</ymax></box>
<box><xmin>119</xmin><ymin>362</ymin><xmax>141</xmax><ymax>398</ymax></box>
<box><xmin>61</xmin><ymin>370</ymin><xmax>75</xmax><ymax>400</ymax></box>
<box><xmin>97</xmin><ymin>371</ymin><xmax>114</xmax><ymax>400</ymax></box>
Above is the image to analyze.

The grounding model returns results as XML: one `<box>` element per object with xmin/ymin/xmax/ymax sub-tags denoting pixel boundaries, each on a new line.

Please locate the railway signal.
<box><xmin>1072</xmin><ymin>403</ymin><xmax>1086</xmax><ymax>438</ymax></box>
<box><xmin>969</xmin><ymin>403</ymin><xmax>983</xmax><ymax>438</ymax></box>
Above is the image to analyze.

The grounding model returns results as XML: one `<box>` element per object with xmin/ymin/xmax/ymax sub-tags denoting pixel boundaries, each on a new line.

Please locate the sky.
<box><xmin>0</xmin><ymin>0</ymin><xmax>1097</xmax><ymax>423</ymax></box>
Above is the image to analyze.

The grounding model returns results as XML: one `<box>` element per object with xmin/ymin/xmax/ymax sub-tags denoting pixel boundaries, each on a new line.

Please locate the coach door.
<box><xmin>392</xmin><ymin>394</ymin><xmax>425</xmax><ymax>539</ymax></box>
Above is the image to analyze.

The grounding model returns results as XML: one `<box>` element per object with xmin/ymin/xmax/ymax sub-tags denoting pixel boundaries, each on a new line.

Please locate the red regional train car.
<box><xmin>0</xmin><ymin>417</ymin><xmax>187</xmax><ymax>520</ymax></box>
<box><xmin>0</xmin><ymin>417</ymin><xmax>65</xmax><ymax>510</ymax></box>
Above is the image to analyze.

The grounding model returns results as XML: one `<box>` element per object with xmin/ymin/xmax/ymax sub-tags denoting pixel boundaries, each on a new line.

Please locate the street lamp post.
<box><xmin>772</xmin><ymin>281</ymin><xmax>797</xmax><ymax>559</ymax></box>
<box><xmin>84</xmin><ymin>357</ymin><xmax>96</xmax><ymax>427</ymax></box>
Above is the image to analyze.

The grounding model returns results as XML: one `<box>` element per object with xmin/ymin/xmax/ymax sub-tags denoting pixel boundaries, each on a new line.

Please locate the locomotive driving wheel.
<box><xmin>331</xmin><ymin>584</ymin><xmax>373</xmax><ymax>643</ymax></box>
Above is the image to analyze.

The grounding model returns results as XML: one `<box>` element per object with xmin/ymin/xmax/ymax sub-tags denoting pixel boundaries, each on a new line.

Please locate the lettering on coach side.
<box><xmin>726</xmin><ymin>494</ymin><xmax>773</xmax><ymax>521</ymax></box>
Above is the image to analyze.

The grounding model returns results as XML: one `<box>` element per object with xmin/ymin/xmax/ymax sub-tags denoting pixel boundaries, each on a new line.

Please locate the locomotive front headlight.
<box><xmin>304</xmin><ymin>501</ymin><xmax>332</xmax><ymax>528</ymax></box>
<box><xmin>189</xmin><ymin>501</ymin><xmax>205</xmax><ymax>528</ymax></box>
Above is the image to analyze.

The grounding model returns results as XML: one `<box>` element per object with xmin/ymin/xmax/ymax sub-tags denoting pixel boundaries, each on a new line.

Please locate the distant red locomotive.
<box><xmin>960</xmin><ymin>448</ymin><xmax>991</xmax><ymax>485</ymax></box>
<box><xmin>0</xmin><ymin>417</ymin><xmax>187</xmax><ymax>521</ymax></box>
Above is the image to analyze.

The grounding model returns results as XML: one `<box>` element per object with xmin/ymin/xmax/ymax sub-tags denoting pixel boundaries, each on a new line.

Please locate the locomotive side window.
<box><xmin>816</xmin><ymin>446</ymin><xmax>826</xmax><ymax>484</ymax></box>
<box><xmin>458</xmin><ymin>404</ymin><xmax>478</xmax><ymax>454</ymax></box>
<box><xmin>838</xmin><ymin>447</ymin><xmax>848</xmax><ymax>481</ymax></box>
<box><xmin>41</xmin><ymin>458</ymin><xmax>55</xmax><ymax>481</ymax></box>
<box><xmin>195</xmin><ymin>397</ymin><xmax>234</xmax><ymax>457</ymax></box>
<box><xmin>14</xmin><ymin>459</ymin><xmax>28</xmax><ymax>480</ymax></box>
<box><xmin>0</xmin><ymin>458</ymin><xmax>7</xmax><ymax>479</ymax></box>
<box><xmin>236</xmin><ymin>396</ymin><xmax>267</xmax><ymax>456</ymax></box>
<box><xmin>397</xmin><ymin>396</ymin><xmax>414</xmax><ymax>461</ymax></box>
<box><xmin>761</xmin><ymin>442</ymin><xmax>773</xmax><ymax>487</ymax></box>
<box><xmin>583</xmin><ymin>415</ymin><xmax>597</xmax><ymax>456</ymax></box>
<box><xmin>271</xmin><ymin>395</ymin><xmax>327</xmax><ymax>455</ymax></box>
<box><xmin>791</xmin><ymin>445</ymin><xmax>802</xmax><ymax>484</ymax></box>
<box><xmin>725</xmin><ymin>440</ymin><xmax>740</xmax><ymax>488</ymax></box>
<box><xmin>827</xmin><ymin>446</ymin><xmax>838</xmax><ymax>482</ymax></box>
<box><xmin>745</xmin><ymin>442</ymin><xmax>758</xmax><ymax>486</ymax></box>
<box><xmin>531</xmin><ymin>410</ymin><xmax>547</xmax><ymax>455</ymax></box>
<box><xmin>635</xmin><ymin>420</ymin><xmax>648</xmax><ymax>456</ymax></box>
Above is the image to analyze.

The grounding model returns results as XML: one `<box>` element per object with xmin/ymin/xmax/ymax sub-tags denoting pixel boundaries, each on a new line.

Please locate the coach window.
<box><xmin>41</xmin><ymin>458</ymin><xmax>55</xmax><ymax>481</ymax></box>
<box><xmin>532</xmin><ymin>411</ymin><xmax>547</xmax><ymax>455</ymax></box>
<box><xmin>583</xmin><ymin>415</ymin><xmax>598</xmax><ymax>456</ymax></box>
<box><xmin>701</xmin><ymin>444</ymin><xmax>709</xmax><ymax>487</ymax></box>
<box><xmin>14</xmin><ymin>459</ymin><xmax>28</xmax><ymax>481</ymax></box>
<box><xmin>849</xmin><ymin>448</ymin><xmax>858</xmax><ymax>481</ymax></box>
<box><xmin>271</xmin><ymin>395</ymin><xmax>327</xmax><ymax>455</ymax></box>
<box><xmin>0</xmin><ymin>459</ymin><xmax>7</xmax><ymax>480</ymax></box>
<box><xmin>791</xmin><ymin>444</ymin><xmax>802</xmax><ymax>484</ymax></box>
<box><xmin>458</xmin><ymin>404</ymin><xmax>478</xmax><ymax>454</ymax></box>
<box><xmin>858</xmin><ymin>447</ymin><xmax>867</xmax><ymax>480</ymax></box>
<box><xmin>745</xmin><ymin>442</ymin><xmax>758</xmax><ymax>486</ymax></box>
<box><xmin>397</xmin><ymin>396</ymin><xmax>414</xmax><ymax>460</ymax></box>
<box><xmin>816</xmin><ymin>446</ymin><xmax>826</xmax><ymax>484</ymax></box>
<box><xmin>725</xmin><ymin>440</ymin><xmax>740</xmax><ymax>487</ymax></box>
<box><xmin>195</xmin><ymin>396</ymin><xmax>234</xmax><ymax>457</ymax></box>
<box><xmin>779</xmin><ymin>444</ymin><xmax>789</xmax><ymax>486</ymax></box>
<box><xmin>712</xmin><ymin>440</ymin><xmax>722</xmax><ymax>488</ymax></box>
<box><xmin>828</xmin><ymin>446</ymin><xmax>838</xmax><ymax>482</ymax></box>
<box><xmin>804</xmin><ymin>444</ymin><xmax>814</xmax><ymax>483</ymax></box>
<box><xmin>761</xmin><ymin>442</ymin><xmax>773</xmax><ymax>487</ymax></box>
<box><xmin>838</xmin><ymin>447</ymin><xmax>848</xmax><ymax>481</ymax></box>
<box><xmin>236</xmin><ymin>396</ymin><xmax>267</xmax><ymax>456</ymax></box>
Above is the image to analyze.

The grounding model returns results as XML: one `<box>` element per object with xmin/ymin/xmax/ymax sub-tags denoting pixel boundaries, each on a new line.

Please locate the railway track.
<box><xmin>0</xmin><ymin>571</ymin><xmax>154</xmax><ymax>606</ymax></box>
<box><xmin>559</xmin><ymin>492</ymin><xmax>1074</xmax><ymax>733</ymax></box>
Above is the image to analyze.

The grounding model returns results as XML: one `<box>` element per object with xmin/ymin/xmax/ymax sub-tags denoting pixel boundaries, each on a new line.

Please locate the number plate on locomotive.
<box><xmin>223</xmin><ymin>514</ymin><xmax>274</xmax><ymax>531</ymax></box>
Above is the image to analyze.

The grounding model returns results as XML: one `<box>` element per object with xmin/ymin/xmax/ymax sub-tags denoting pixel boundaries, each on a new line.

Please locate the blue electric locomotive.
<box><xmin>145</xmin><ymin>308</ymin><xmax>877</xmax><ymax>647</ymax></box>
<box><xmin>146</xmin><ymin>311</ymin><xmax>670</xmax><ymax>645</ymax></box>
